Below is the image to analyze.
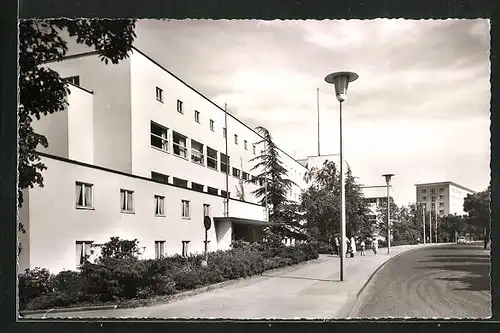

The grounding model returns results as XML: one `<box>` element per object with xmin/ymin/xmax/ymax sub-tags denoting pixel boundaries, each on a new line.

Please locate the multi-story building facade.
<box><xmin>18</xmin><ymin>46</ymin><xmax>308</xmax><ymax>273</ymax></box>
<box><xmin>415</xmin><ymin>181</ymin><xmax>476</xmax><ymax>216</ymax></box>
<box><xmin>362</xmin><ymin>186</ymin><xmax>394</xmax><ymax>241</ymax></box>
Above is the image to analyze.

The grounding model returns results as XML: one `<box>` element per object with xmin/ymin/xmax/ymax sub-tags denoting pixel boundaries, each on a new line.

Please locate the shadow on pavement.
<box><xmin>415</xmin><ymin>246</ymin><xmax>490</xmax><ymax>292</ymax></box>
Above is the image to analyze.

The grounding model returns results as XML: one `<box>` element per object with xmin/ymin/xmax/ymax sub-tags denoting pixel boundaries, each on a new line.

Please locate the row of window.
<box><xmin>420</xmin><ymin>187</ymin><xmax>445</xmax><ymax>194</ymax></box>
<box><xmin>151</xmin><ymin>121</ymin><xmax>264</xmax><ymax>183</ymax></box>
<box><xmin>421</xmin><ymin>195</ymin><xmax>445</xmax><ymax>202</ymax></box>
<box><xmin>77</xmin><ymin>239</ymin><xmax>201</xmax><ymax>266</ymax></box>
<box><xmin>76</xmin><ymin>181</ymin><xmax>211</xmax><ymax>219</ymax></box>
<box><xmin>155</xmin><ymin>87</ymin><xmax>255</xmax><ymax>153</ymax></box>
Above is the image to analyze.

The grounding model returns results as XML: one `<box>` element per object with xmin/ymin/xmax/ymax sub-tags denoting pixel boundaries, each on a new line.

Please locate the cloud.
<box><xmin>132</xmin><ymin>19</ymin><xmax>490</xmax><ymax>205</ymax></box>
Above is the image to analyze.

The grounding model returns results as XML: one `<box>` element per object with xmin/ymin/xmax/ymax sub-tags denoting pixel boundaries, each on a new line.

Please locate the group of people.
<box><xmin>333</xmin><ymin>236</ymin><xmax>380</xmax><ymax>257</ymax></box>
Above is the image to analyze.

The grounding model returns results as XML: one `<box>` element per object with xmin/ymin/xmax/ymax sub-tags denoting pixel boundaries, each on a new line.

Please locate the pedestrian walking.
<box><xmin>350</xmin><ymin>236</ymin><xmax>357</xmax><ymax>257</ymax></box>
<box><xmin>372</xmin><ymin>237</ymin><xmax>378</xmax><ymax>255</ymax></box>
<box><xmin>360</xmin><ymin>240</ymin><xmax>366</xmax><ymax>256</ymax></box>
<box><xmin>335</xmin><ymin>237</ymin><xmax>340</xmax><ymax>256</ymax></box>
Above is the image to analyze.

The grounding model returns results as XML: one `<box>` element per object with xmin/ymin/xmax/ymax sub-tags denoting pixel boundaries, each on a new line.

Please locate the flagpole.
<box><xmin>224</xmin><ymin>103</ymin><xmax>229</xmax><ymax>217</ymax></box>
<box><xmin>317</xmin><ymin>88</ymin><xmax>320</xmax><ymax>156</ymax></box>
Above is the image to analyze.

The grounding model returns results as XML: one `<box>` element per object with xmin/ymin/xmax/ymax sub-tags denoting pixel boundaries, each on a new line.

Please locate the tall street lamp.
<box><xmin>382</xmin><ymin>173</ymin><xmax>394</xmax><ymax>254</ymax></box>
<box><xmin>325</xmin><ymin>71</ymin><xmax>358</xmax><ymax>282</ymax></box>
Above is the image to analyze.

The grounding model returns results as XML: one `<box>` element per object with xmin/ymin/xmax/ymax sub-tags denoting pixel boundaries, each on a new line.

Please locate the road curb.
<box><xmin>20</xmin><ymin>304</ymin><xmax>118</xmax><ymax>316</ymax></box>
<box><xmin>343</xmin><ymin>243</ymin><xmax>450</xmax><ymax>318</ymax></box>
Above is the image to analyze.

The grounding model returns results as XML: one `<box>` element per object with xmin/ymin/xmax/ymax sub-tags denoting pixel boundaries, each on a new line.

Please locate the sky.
<box><xmin>132</xmin><ymin>19</ymin><xmax>490</xmax><ymax>206</ymax></box>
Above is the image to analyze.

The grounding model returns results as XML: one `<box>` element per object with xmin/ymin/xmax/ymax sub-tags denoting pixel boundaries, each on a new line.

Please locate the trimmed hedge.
<box><xmin>19</xmin><ymin>241</ymin><xmax>319</xmax><ymax>311</ymax></box>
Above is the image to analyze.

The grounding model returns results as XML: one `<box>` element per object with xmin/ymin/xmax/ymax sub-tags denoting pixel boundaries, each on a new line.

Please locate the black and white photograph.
<box><xmin>17</xmin><ymin>18</ymin><xmax>491</xmax><ymax>319</ymax></box>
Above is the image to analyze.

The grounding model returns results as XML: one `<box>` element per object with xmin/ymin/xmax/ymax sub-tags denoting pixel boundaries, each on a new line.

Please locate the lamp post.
<box><xmin>422</xmin><ymin>203</ymin><xmax>426</xmax><ymax>246</ymax></box>
<box><xmin>325</xmin><ymin>71</ymin><xmax>358</xmax><ymax>282</ymax></box>
<box><xmin>382</xmin><ymin>174</ymin><xmax>394</xmax><ymax>254</ymax></box>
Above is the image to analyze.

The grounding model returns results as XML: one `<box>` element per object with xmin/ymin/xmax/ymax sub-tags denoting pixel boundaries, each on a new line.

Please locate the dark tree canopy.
<box><xmin>248</xmin><ymin>126</ymin><xmax>296</xmax><ymax>215</ymax></box>
<box><xmin>18</xmin><ymin>19</ymin><xmax>137</xmax><ymax>214</ymax></box>
<box><xmin>463</xmin><ymin>186</ymin><xmax>491</xmax><ymax>237</ymax></box>
<box><xmin>301</xmin><ymin>160</ymin><xmax>371</xmax><ymax>243</ymax></box>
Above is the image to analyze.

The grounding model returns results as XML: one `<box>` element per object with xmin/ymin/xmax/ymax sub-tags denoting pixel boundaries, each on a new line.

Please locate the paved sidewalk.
<box><xmin>25</xmin><ymin>243</ymin><xmax>442</xmax><ymax>319</ymax></box>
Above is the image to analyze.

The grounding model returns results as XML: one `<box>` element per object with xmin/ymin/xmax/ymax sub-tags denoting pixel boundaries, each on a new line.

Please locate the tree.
<box><xmin>463</xmin><ymin>186</ymin><xmax>491</xmax><ymax>239</ymax></box>
<box><xmin>18</xmin><ymin>19</ymin><xmax>137</xmax><ymax>216</ymax></box>
<box><xmin>438</xmin><ymin>214</ymin><xmax>467</xmax><ymax>242</ymax></box>
<box><xmin>300</xmin><ymin>160</ymin><xmax>371</xmax><ymax>243</ymax></box>
<box><xmin>93</xmin><ymin>237</ymin><xmax>144</xmax><ymax>261</ymax></box>
<box><xmin>248</xmin><ymin>126</ymin><xmax>296</xmax><ymax>217</ymax></box>
<box><xmin>375</xmin><ymin>196</ymin><xmax>399</xmax><ymax>240</ymax></box>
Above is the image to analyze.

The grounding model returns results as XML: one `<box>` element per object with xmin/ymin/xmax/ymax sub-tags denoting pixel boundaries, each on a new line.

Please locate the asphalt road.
<box><xmin>349</xmin><ymin>242</ymin><xmax>491</xmax><ymax>318</ymax></box>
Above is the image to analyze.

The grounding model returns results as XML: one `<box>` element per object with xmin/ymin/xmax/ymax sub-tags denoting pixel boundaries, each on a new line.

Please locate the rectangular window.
<box><xmin>150</xmin><ymin>121</ymin><xmax>169</xmax><ymax>152</ymax></box>
<box><xmin>220</xmin><ymin>153</ymin><xmax>230</xmax><ymax>174</ymax></box>
<box><xmin>156</xmin><ymin>86</ymin><xmax>163</xmax><ymax>102</ymax></box>
<box><xmin>194</xmin><ymin>110</ymin><xmax>200</xmax><ymax>123</ymax></box>
<box><xmin>173</xmin><ymin>177</ymin><xmax>188</xmax><ymax>188</ymax></box>
<box><xmin>191</xmin><ymin>139</ymin><xmax>204</xmax><ymax>165</ymax></box>
<box><xmin>151</xmin><ymin>171</ymin><xmax>169</xmax><ymax>184</ymax></box>
<box><xmin>65</xmin><ymin>76</ymin><xmax>80</xmax><ymax>86</ymax></box>
<box><xmin>223</xmin><ymin>127</ymin><xmax>227</xmax><ymax>138</ymax></box>
<box><xmin>244</xmin><ymin>140</ymin><xmax>248</xmax><ymax>150</ymax></box>
<box><xmin>221</xmin><ymin>190</ymin><xmax>230</xmax><ymax>198</ymax></box>
<box><xmin>210</xmin><ymin>119</ymin><xmax>214</xmax><ymax>131</ymax></box>
<box><xmin>431</xmin><ymin>202</ymin><xmax>436</xmax><ymax>209</ymax></box>
<box><xmin>232</xmin><ymin>167</ymin><xmax>241</xmax><ymax>178</ymax></box>
<box><xmin>182</xmin><ymin>241</ymin><xmax>191</xmax><ymax>257</ymax></box>
<box><xmin>234</xmin><ymin>134</ymin><xmax>238</xmax><ymax>145</ymax></box>
<box><xmin>203</xmin><ymin>203</ymin><xmax>211</xmax><ymax>217</ymax></box>
<box><xmin>207</xmin><ymin>187</ymin><xmax>218</xmax><ymax>195</ymax></box>
<box><xmin>242</xmin><ymin>172</ymin><xmax>249</xmax><ymax>181</ymax></box>
<box><xmin>207</xmin><ymin>147</ymin><xmax>218</xmax><ymax>170</ymax></box>
<box><xmin>181</xmin><ymin>200</ymin><xmax>190</xmax><ymax>218</ymax></box>
<box><xmin>439</xmin><ymin>195</ymin><xmax>444</xmax><ymax>200</ymax></box>
<box><xmin>173</xmin><ymin>131</ymin><xmax>188</xmax><ymax>158</ymax></box>
<box><xmin>76</xmin><ymin>182</ymin><xmax>93</xmax><ymax>208</ymax></box>
<box><xmin>431</xmin><ymin>196</ymin><xmax>436</xmax><ymax>202</ymax></box>
<box><xmin>177</xmin><ymin>99</ymin><xmax>183</xmax><ymax>113</ymax></box>
<box><xmin>155</xmin><ymin>241</ymin><xmax>166</xmax><ymax>259</ymax></box>
<box><xmin>422</xmin><ymin>196</ymin><xmax>427</xmax><ymax>201</ymax></box>
<box><xmin>76</xmin><ymin>241</ymin><xmax>93</xmax><ymax>266</ymax></box>
<box><xmin>421</xmin><ymin>189</ymin><xmax>427</xmax><ymax>193</ymax></box>
<box><xmin>120</xmin><ymin>189</ymin><xmax>134</xmax><ymax>213</ymax></box>
<box><xmin>154</xmin><ymin>195</ymin><xmax>165</xmax><ymax>216</ymax></box>
<box><xmin>439</xmin><ymin>202</ymin><xmax>444</xmax><ymax>207</ymax></box>
<box><xmin>439</xmin><ymin>188</ymin><xmax>445</xmax><ymax>192</ymax></box>
<box><xmin>192</xmin><ymin>182</ymin><xmax>204</xmax><ymax>192</ymax></box>
<box><xmin>430</xmin><ymin>188</ymin><xmax>436</xmax><ymax>194</ymax></box>
<box><xmin>253</xmin><ymin>144</ymin><xmax>256</xmax><ymax>155</ymax></box>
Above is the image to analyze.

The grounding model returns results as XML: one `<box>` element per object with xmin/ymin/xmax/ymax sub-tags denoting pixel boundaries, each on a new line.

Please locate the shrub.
<box><xmin>52</xmin><ymin>270</ymin><xmax>83</xmax><ymax>296</ymax></box>
<box><xmin>25</xmin><ymin>291</ymin><xmax>80</xmax><ymax>310</ymax></box>
<box><xmin>170</xmin><ymin>266</ymin><xmax>203</xmax><ymax>291</ymax></box>
<box><xmin>18</xmin><ymin>267</ymin><xmax>55</xmax><ymax>309</ymax></box>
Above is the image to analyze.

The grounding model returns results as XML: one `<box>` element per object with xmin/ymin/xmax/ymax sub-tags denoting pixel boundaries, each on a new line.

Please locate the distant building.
<box><xmin>415</xmin><ymin>181</ymin><xmax>476</xmax><ymax>216</ymax></box>
<box><xmin>362</xmin><ymin>185</ymin><xmax>394</xmax><ymax>241</ymax></box>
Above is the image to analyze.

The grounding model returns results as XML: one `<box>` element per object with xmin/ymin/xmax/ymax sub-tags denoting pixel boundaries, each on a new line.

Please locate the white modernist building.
<box><xmin>18</xmin><ymin>46</ymin><xmax>309</xmax><ymax>273</ymax></box>
<box><xmin>415</xmin><ymin>181</ymin><xmax>476</xmax><ymax>216</ymax></box>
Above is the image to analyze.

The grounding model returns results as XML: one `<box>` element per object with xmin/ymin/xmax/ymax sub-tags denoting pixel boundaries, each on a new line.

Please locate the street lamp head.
<box><xmin>382</xmin><ymin>173</ymin><xmax>395</xmax><ymax>185</ymax></box>
<box><xmin>325</xmin><ymin>71</ymin><xmax>358</xmax><ymax>103</ymax></box>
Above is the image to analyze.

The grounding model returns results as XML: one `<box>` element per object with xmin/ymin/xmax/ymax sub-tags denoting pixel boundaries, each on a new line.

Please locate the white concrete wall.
<box><xmin>31</xmin><ymin>98</ymin><xmax>69</xmax><ymax>158</ymax></box>
<box><xmin>67</xmin><ymin>86</ymin><xmax>94</xmax><ymax>164</ymax></box>
<box><xmin>449</xmin><ymin>184</ymin><xmax>474</xmax><ymax>216</ymax></box>
<box><xmin>46</xmin><ymin>55</ymin><xmax>133</xmax><ymax>173</ymax></box>
<box><xmin>19</xmin><ymin>156</ymin><xmax>264</xmax><ymax>273</ymax></box>
<box><xmin>128</xmin><ymin>50</ymin><xmax>307</xmax><ymax>205</ymax></box>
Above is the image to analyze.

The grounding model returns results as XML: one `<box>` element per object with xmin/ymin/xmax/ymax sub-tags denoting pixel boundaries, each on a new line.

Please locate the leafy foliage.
<box><xmin>248</xmin><ymin>126</ymin><xmax>296</xmax><ymax>213</ymax></box>
<box><xmin>463</xmin><ymin>186</ymin><xmax>491</xmax><ymax>237</ymax></box>
<box><xmin>19</xmin><ymin>238</ymin><xmax>320</xmax><ymax>311</ymax></box>
<box><xmin>93</xmin><ymin>237</ymin><xmax>144</xmax><ymax>260</ymax></box>
<box><xmin>300</xmin><ymin>160</ymin><xmax>371</xmax><ymax>243</ymax></box>
<box><xmin>18</xmin><ymin>19</ymin><xmax>136</xmax><ymax>218</ymax></box>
